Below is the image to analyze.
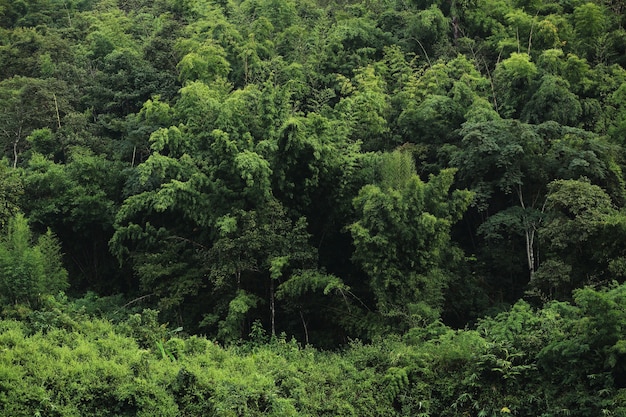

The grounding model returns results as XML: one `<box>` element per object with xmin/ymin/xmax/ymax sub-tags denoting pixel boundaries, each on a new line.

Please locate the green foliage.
<box><xmin>0</xmin><ymin>162</ymin><xmax>22</xmax><ymax>229</ymax></box>
<box><xmin>536</xmin><ymin>283</ymin><xmax>626</xmax><ymax>415</ymax></box>
<box><xmin>350</xmin><ymin>151</ymin><xmax>472</xmax><ymax>329</ymax></box>
<box><xmin>531</xmin><ymin>179</ymin><xmax>626</xmax><ymax>299</ymax></box>
<box><xmin>217</xmin><ymin>290</ymin><xmax>261</xmax><ymax>344</ymax></box>
<box><xmin>0</xmin><ymin>213</ymin><xmax>67</xmax><ymax>308</ymax></box>
<box><xmin>494</xmin><ymin>52</ymin><xmax>538</xmax><ymax>117</ymax></box>
<box><xmin>1</xmin><ymin>282</ymin><xmax>626</xmax><ymax>416</ymax></box>
<box><xmin>177</xmin><ymin>41</ymin><xmax>230</xmax><ymax>84</ymax></box>
<box><xmin>393</xmin><ymin>54</ymin><xmax>494</xmax><ymax>173</ymax></box>
<box><xmin>0</xmin><ymin>76</ymin><xmax>69</xmax><ymax>167</ymax></box>
<box><xmin>1</xmin><ymin>0</ymin><xmax>626</xmax><ymax>414</ymax></box>
<box><xmin>335</xmin><ymin>65</ymin><xmax>391</xmax><ymax>151</ymax></box>
<box><xmin>521</xmin><ymin>74</ymin><xmax>582</xmax><ymax>125</ymax></box>
<box><xmin>21</xmin><ymin>152</ymin><xmax>126</xmax><ymax>291</ymax></box>
<box><xmin>453</xmin><ymin>118</ymin><xmax>625</xmax><ymax>305</ymax></box>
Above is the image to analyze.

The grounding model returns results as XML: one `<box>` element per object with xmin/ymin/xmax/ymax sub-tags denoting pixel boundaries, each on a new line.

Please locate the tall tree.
<box><xmin>350</xmin><ymin>150</ymin><xmax>472</xmax><ymax>330</ymax></box>
<box><xmin>0</xmin><ymin>77</ymin><xmax>68</xmax><ymax>168</ymax></box>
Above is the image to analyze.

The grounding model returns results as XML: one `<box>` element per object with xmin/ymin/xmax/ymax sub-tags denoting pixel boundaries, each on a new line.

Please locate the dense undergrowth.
<box><xmin>3</xmin><ymin>0</ymin><xmax>626</xmax><ymax>413</ymax></box>
<box><xmin>2</xmin><ymin>283</ymin><xmax>626</xmax><ymax>416</ymax></box>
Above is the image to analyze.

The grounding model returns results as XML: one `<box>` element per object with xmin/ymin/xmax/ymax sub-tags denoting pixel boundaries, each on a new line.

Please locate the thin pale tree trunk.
<box><xmin>270</xmin><ymin>279</ymin><xmax>276</xmax><ymax>337</ymax></box>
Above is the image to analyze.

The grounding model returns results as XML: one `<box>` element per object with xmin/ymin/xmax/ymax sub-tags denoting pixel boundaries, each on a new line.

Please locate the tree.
<box><xmin>456</xmin><ymin>119</ymin><xmax>546</xmax><ymax>289</ymax></box>
<box><xmin>317</xmin><ymin>14</ymin><xmax>392</xmax><ymax>77</ymax></box>
<box><xmin>111</xmin><ymin>77</ymin><xmax>295</xmax><ymax>333</ymax></box>
<box><xmin>573</xmin><ymin>2</ymin><xmax>609</xmax><ymax>62</ymax></box>
<box><xmin>0</xmin><ymin>213</ymin><xmax>67</xmax><ymax>307</ymax></box>
<box><xmin>240</xmin><ymin>0</ymin><xmax>297</xmax><ymax>32</ymax></box>
<box><xmin>350</xmin><ymin>151</ymin><xmax>472</xmax><ymax>329</ymax></box>
<box><xmin>493</xmin><ymin>52</ymin><xmax>538</xmax><ymax>118</ymax></box>
<box><xmin>204</xmin><ymin>199</ymin><xmax>319</xmax><ymax>342</ymax></box>
<box><xmin>401</xmin><ymin>4</ymin><xmax>450</xmax><ymax>59</ymax></box>
<box><xmin>394</xmin><ymin>54</ymin><xmax>494</xmax><ymax>172</ymax></box>
<box><xmin>176</xmin><ymin>41</ymin><xmax>230</xmax><ymax>84</ymax></box>
<box><xmin>335</xmin><ymin>65</ymin><xmax>391</xmax><ymax>151</ymax></box>
<box><xmin>521</xmin><ymin>75</ymin><xmax>582</xmax><ymax>126</ymax></box>
<box><xmin>0</xmin><ymin>162</ymin><xmax>22</xmax><ymax>229</ymax></box>
<box><xmin>21</xmin><ymin>152</ymin><xmax>127</xmax><ymax>292</ymax></box>
<box><xmin>452</xmin><ymin>118</ymin><xmax>625</xmax><ymax>304</ymax></box>
<box><xmin>85</xmin><ymin>47</ymin><xmax>176</xmax><ymax>126</ymax></box>
<box><xmin>0</xmin><ymin>77</ymin><xmax>68</xmax><ymax>168</ymax></box>
<box><xmin>531</xmin><ymin>179</ymin><xmax>623</xmax><ymax>299</ymax></box>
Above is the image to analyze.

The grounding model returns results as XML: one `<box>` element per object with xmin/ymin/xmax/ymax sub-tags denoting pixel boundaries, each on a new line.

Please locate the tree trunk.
<box><xmin>300</xmin><ymin>309</ymin><xmax>309</xmax><ymax>345</ymax></box>
<box><xmin>270</xmin><ymin>279</ymin><xmax>276</xmax><ymax>337</ymax></box>
<box><xmin>13</xmin><ymin>139</ymin><xmax>19</xmax><ymax>169</ymax></box>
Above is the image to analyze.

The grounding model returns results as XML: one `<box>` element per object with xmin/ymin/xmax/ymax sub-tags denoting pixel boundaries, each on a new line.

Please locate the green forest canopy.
<box><xmin>1</xmin><ymin>0</ymin><xmax>626</xmax><ymax>414</ymax></box>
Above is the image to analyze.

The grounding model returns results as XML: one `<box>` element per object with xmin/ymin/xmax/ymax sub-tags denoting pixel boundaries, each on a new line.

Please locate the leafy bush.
<box><xmin>2</xmin><ymin>283</ymin><xmax>626</xmax><ymax>417</ymax></box>
<box><xmin>0</xmin><ymin>213</ymin><xmax>67</xmax><ymax>309</ymax></box>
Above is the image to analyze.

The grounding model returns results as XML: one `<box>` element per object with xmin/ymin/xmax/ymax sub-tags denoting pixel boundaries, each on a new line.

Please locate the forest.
<box><xmin>1</xmin><ymin>0</ymin><xmax>626</xmax><ymax>414</ymax></box>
